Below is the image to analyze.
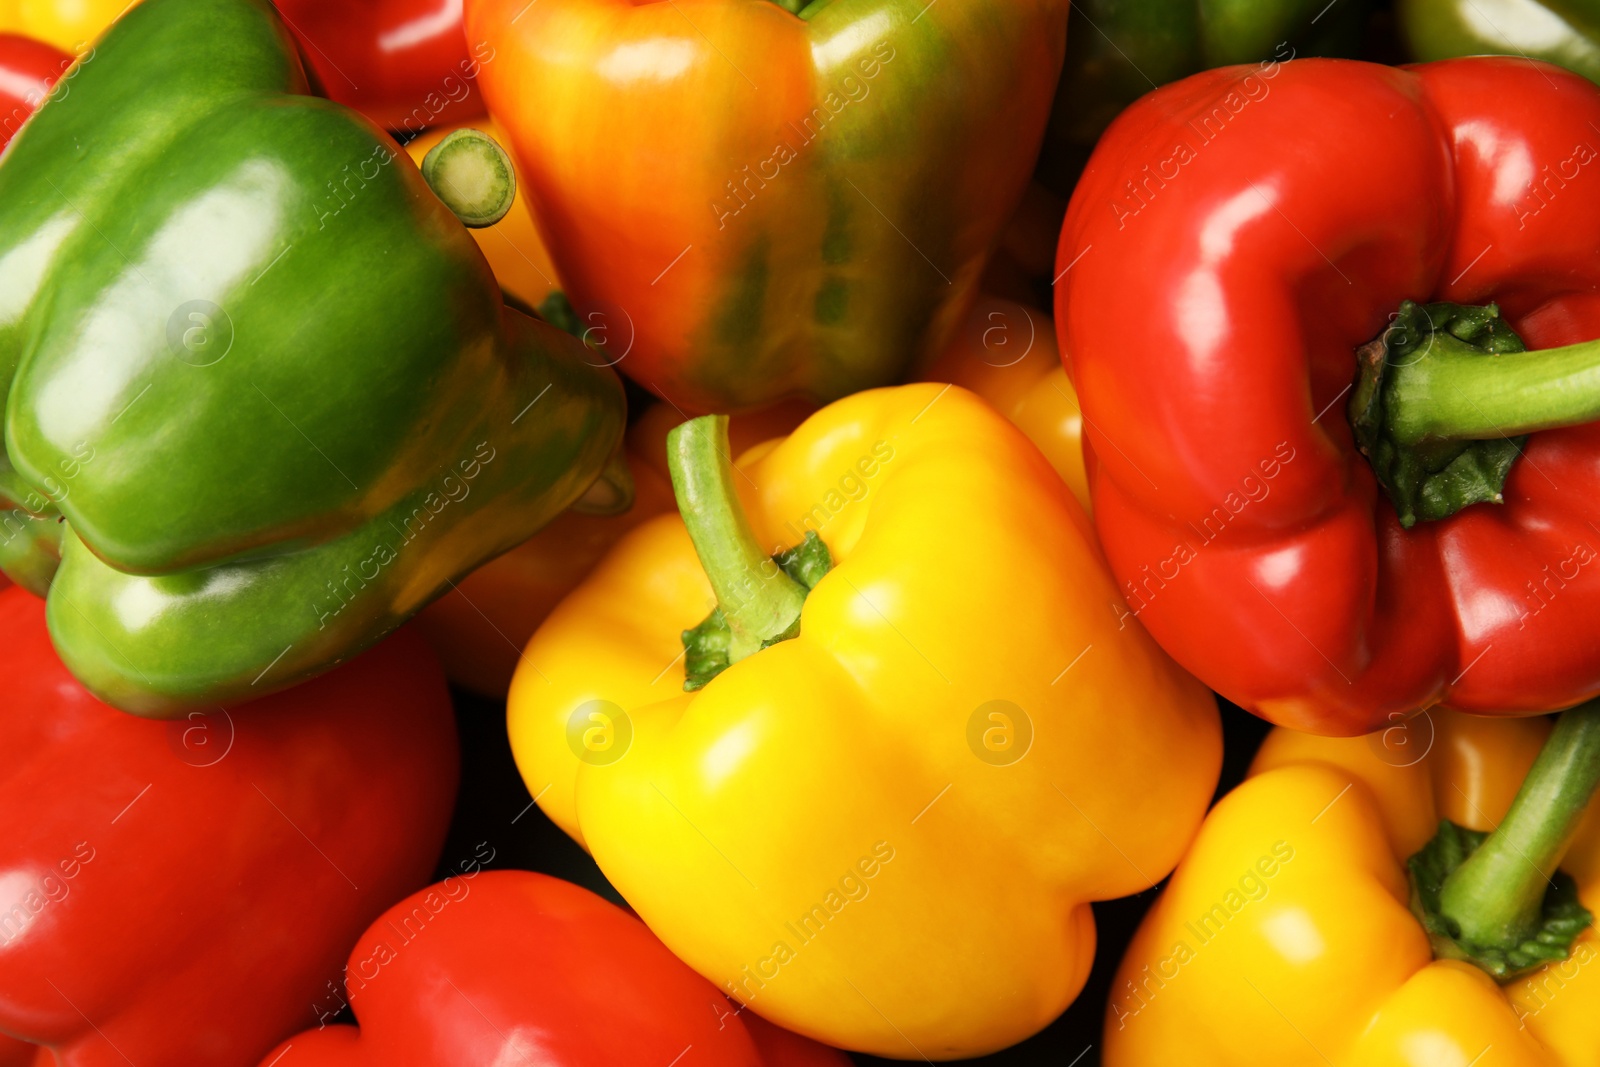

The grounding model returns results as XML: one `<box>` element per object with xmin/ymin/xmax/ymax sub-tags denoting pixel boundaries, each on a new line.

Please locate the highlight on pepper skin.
<box><xmin>7</xmin><ymin>1</ymin><xmax>1600</xmax><ymax>1065</ymax></box>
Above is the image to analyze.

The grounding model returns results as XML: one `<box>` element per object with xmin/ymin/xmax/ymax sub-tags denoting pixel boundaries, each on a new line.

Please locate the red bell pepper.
<box><xmin>273</xmin><ymin>0</ymin><xmax>487</xmax><ymax>132</ymax></box>
<box><xmin>1056</xmin><ymin>56</ymin><xmax>1600</xmax><ymax>735</ymax></box>
<box><xmin>0</xmin><ymin>586</ymin><xmax>459</xmax><ymax>1066</ymax></box>
<box><xmin>260</xmin><ymin>869</ymin><xmax>851</xmax><ymax>1066</ymax></box>
<box><xmin>0</xmin><ymin>33</ymin><xmax>68</xmax><ymax>151</ymax></box>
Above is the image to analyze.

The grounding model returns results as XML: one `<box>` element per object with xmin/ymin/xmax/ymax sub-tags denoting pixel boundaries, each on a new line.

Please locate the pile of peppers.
<box><xmin>6</xmin><ymin>0</ymin><xmax>1600</xmax><ymax>1064</ymax></box>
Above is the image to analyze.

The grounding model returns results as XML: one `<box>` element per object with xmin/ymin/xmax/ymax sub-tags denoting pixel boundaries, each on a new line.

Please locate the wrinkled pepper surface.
<box><xmin>1057</xmin><ymin>56</ymin><xmax>1600</xmax><ymax>735</ymax></box>
<box><xmin>1038</xmin><ymin>0</ymin><xmax>1370</xmax><ymax>192</ymax></box>
<box><xmin>466</xmin><ymin>0</ymin><xmax>1068</xmax><ymax>413</ymax></box>
<box><xmin>0</xmin><ymin>585</ymin><xmax>459</xmax><ymax>1067</ymax></box>
<box><xmin>0</xmin><ymin>31</ymin><xmax>64</xmax><ymax>150</ymax></box>
<box><xmin>0</xmin><ymin>0</ymin><xmax>624</xmax><ymax>715</ymax></box>
<box><xmin>1400</xmin><ymin>0</ymin><xmax>1600</xmax><ymax>84</ymax></box>
<box><xmin>1108</xmin><ymin>709</ymin><xmax>1600</xmax><ymax>1065</ymax></box>
<box><xmin>507</xmin><ymin>383</ymin><xmax>1219</xmax><ymax>1057</ymax></box>
<box><xmin>262</xmin><ymin>870</ymin><xmax>850</xmax><ymax>1066</ymax></box>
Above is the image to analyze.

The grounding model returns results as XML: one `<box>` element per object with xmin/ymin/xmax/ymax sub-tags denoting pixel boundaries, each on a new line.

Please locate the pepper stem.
<box><xmin>1408</xmin><ymin>699</ymin><xmax>1600</xmax><ymax>979</ymax></box>
<box><xmin>1349</xmin><ymin>300</ymin><xmax>1600</xmax><ymax>526</ymax></box>
<box><xmin>668</xmin><ymin>416</ymin><xmax>808</xmax><ymax>665</ymax></box>
<box><xmin>1440</xmin><ymin>701</ymin><xmax>1600</xmax><ymax>946</ymax></box>
<box><xmin>420</xmin><ymin>128</ymin><xmax>516</xmax><ymax>228</ymax></box>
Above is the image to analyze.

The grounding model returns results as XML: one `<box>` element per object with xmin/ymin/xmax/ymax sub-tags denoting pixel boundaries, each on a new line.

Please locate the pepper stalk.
<box><xmin>667</xmin><ymin>415</ymin><xmax>831</xmax><ymax>691</ymax></box>
<box><xmin>1350</xmin><ymin>300</ymin><xmax>1600</xmax><ymax>526</ymax></box>
<box><xmin>420</xmin><ymin>127</ymin><xmax>517</xmax><ymax>228</ymax></box>
<box><xmin>1409</xmin><ymin>699</ymin><xmax>1600</xmax><ymax>979</ymax></box>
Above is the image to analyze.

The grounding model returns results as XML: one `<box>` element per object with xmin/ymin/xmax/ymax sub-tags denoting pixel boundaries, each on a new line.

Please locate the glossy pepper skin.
<box><xmin>0</xmin><ymin>585</ymin><xmax>459</xmax><ymax>1067</ymax></box>
<box><xmin>1400</xmin><ymin>0</ymin><xmax>1600</xmax><ymax>84</ymax></box>
<box><xmin>1037</xmin><ymin>0</ymin><xmax>1368</xmax><ymax>193</ymax></box>
<box><xmin>274</xmin><ymin>0</ymin><xmax>489</xmax><ymax>132</ymax></box>
<box><xmin>1056</xmin><ymin>57</ymin><xmax>1600</xmax><ymax>736</ymax></box>
<box><xmin>506</xmin><ymin>384</ymin><xmax>1220</xmax><ymax>1058</ymax></box>
<box><xmin>0</xmin><ymin>0</ymin><xmax>625</xmax><ymax>715</ymax></box>
<box><xmin>0</xmin><ymin>31</ymin><xmax>64</xmax><ymax>150</ymax></box>
<box><xmin>1106</xmin><ymin>710</ymin><xmax>1600</xmax><ymax>1064</ymax></box>
<box><xmin>0</xmin><ymin>0</ymin><xmax>490</xmax><ymax>130</ymax></box>
<box><xmin>0</xmin><ymin>0</ymin><xmax>121</xmax><ymax>52</ymax></box>
<box><xmin>466</xmin><ymin>0</ymin><xmax>1068</xmax><ymax>413</ymax></box>
<box><xmin>261</xmin><ymin>870</ymin><xmax>850</xmax><ymax>1067</ymax></box>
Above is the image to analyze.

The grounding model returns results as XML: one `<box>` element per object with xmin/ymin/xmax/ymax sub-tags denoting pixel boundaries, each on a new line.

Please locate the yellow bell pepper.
<box><xmin>1107</xmin><ymin>709</ymin><xmax>1600</xmax><ymax>1065</ymax></box>
<box><xmin>0</xmin><ymin>0</ymin><xmax>123</xmax><ymax>52</ymax></box>
<box><xmin>507</xmin><ymin>383</ymin><xmax>1219</xmax><ymax>1058</ymax></box>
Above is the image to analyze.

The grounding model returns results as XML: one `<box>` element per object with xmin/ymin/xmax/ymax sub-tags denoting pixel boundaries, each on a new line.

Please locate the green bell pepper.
<box><xmin>1038</xmin><ymin>0</ymin><xmax>1371</xmax><ymax>193</ymax></box>
<box><xmin>1399</xmin><ymin>0</ymin><xmax>1600</xmax><ymax>84</ymax></box>
<box><xmin>0</xmin><ymin>0</ymin><xmax>625</xmax><ymax>716</ymax></box>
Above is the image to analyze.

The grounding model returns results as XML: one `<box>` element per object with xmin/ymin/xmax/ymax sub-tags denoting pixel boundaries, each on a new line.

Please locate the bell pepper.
<box><xmin>1400</xmin><ymin>0</ymin><xmax>1600</xmax><ymax>85</ymax></box>
<box><xmin>404</xmin><ymin>117</ymin><xmax>557</xmax><ymax>311</ymax></box>
<box><xmin>0</xmin><ymin>584</ymin><xmax>459</xmax><ymax>1067</ymax></box>
<box><xmin>260</xmin><ymin>870</ymin><xmax>850</xmax><ymax>1066</ymax></box>
<box><xmin>0</xmin><ymin>0</ymin><xmax>625</xmax><ymax>715</ymax></box>
<box><xmin>505</xmin><ymin>383</ymin><xmax>1219</xmax><ymax>1057</ymax></box>
<box><xmin>273</xmin><ymin>0</ymin><xmax>488</xmax><ymax>132</ymax></box>
<box><xmin>0</xmin><ymin>31</ymin><xmax>64</xmax><ymax>151</ymax></box>
<box><xmin>1036</xmin><ymin>0</ymin><xmax>1370</xmax><ymax>193</ymax></box>
<box><xmin>465</xmin><ymin>0</ymin><xmax>1068</xmax><ymax>413</ymax></box>
<box><xmin>1056</xmin><ymin>55</ymin><xmax>1600</xmax><ymax>736</ymax></box>
<box><xmin>1107</xmin><ymin>704</ymin><xmax>1600</xmax><ymax>1064</ymax></box>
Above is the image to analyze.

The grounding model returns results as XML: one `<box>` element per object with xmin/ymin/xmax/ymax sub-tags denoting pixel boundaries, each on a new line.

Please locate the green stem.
<box><xmin>1439</xmin><ymin>700</ymin><xmax>1600</xmax><ymax>947</ymax></box>
<box><xmin>420</xmin><ymin>128</ymin><xmax>516</xmax><ymax>228</ymax></box>
<box><xmin>1347</xmin><ymin>300</ymin><xmax>1600</xmax><ymax>526</ymax></box>
<box><xmin>767</xmin><ymin>0</ymin><xmax>807</xmax><ymax>11</ymax></box>
<box><xmin>668</xmin><ymin>415</ymin><xmax>807</xmax><ymax>664</ymax></box>
<box><xmin>1388</xmin><ymin>334</ymin><xmax>1600</xmax><ymax>445</ymax></box>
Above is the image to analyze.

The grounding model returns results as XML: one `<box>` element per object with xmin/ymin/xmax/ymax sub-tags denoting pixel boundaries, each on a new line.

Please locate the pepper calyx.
<box><xmin>1408</xmin><ymin>819</ymin><xmax>1592</xmax><ymax>981</ymax></box>
<box><xmin>1349</xmin><ymin>300</ymin><xmax>1528</xmax><ymax>528</ymax></box>
<box><xmin>682</xmin><ymin>531</ymin><xmax>832</xmax><ymax>691</ymax></box>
